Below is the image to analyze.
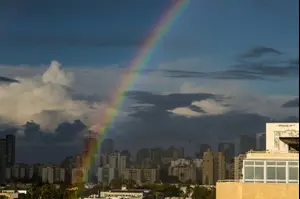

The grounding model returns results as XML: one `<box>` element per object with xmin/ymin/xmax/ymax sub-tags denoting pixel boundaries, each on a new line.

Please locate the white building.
<box><xmin>97</xmin><ymin>167</ymin><xmax>117</xmax><ymax>184</ymax></box>
<box><xmin>100</xmin><ymin>189</ymin><xmax>153</xmax><ymax>199</ymax></box>
<box><xmin>266</xmin><ymin>123</ymin><xmax>299</xmax><ymax>153</ymax></box>
<box><xmin>54</xmin><ymin>167</ymin><xmax>65</xmax><ymax>182</ymax></box>
<box><xmin>42</xmin><ymin>166</ymin><xmax>54</xmax><ymax>184</ymax></box>
<box><xmin>242</xmin><ymin>122</ymin><xmax>299</xmax><ymax>184</ymax></box>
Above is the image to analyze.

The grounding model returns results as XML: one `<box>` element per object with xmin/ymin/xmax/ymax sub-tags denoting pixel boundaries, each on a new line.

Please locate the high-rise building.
<box><xmin>5</xmin><ymin>135</ymin><xmax>15</xmax><ymax>167</ymax></box>
<box><xmin>123</xmin><ymin>168</ymin><xmax>142</xmax><ymax>185</ymax></box>
<box><xmin>150</xmin><ymin>148</ymin><xmax>163</xmax><ymax>165</ymax></box>
<box><xmin>168</xmin><ymin>158</ymin><xmax>201</xmax><ymax>183</ymax></box>
<box><xmin>136</xmin><ymin>148</ymin><xmax>150</xmax><ymax>165</ymax></box>
<box><xmin>97</xmin><ymin>167</ymin><xmax>117</xmax><ymax>185</ymax></box>
<box><xmin>108</xmin><ymin>152</ymin><xmax>127</xmax><ymax>178</ymax></box>
<box><xmin>218</xmin><ymin>142</ymin><xmax>235</xmax><ymax>163</ymax></box>
<box><xmin>199</xmin><ymin>144</ymin><xmax>211</xmax><ymax>158</ymax></box>
<box><xmin>163</xmin><ymin>147</ymin><xmax>184</xmax><ymax>159</ymax></box>
<box><xmin>0</xmin><ymin>137</ymin><xmax>8</xmax><ymax>184</ymax></box>
<box><xmin>202</xmin><ymin>149</ymin><xmax>226</xmax><ymax>185</ymax></box>
<box><xmin>142</xmin><ymin>168</ymin><xmax>159</xmax><ymax>184</ymax></box>
<box><xmin>256</xmin><ymin>133</ymin><xmax>266</xmax><ymax>150</ymax></box>
<box><xmin>239</xmin><ymin>135</ymin><xmax>256</xmax><ymax>154</ymax></box>
<box><xmin>108</xmin><ymin>152</ymin><xmax>119</xmax><ymax>169</ymax></box>
<box><xmin>101</xmin><ymin>139</ymin><xmax>114</xmax><ymax>154</ymax></box>
<box><xmin>217</xmin><ymin>123</ymin><xmax>299</xmax><ymax>199</ymax></box>
<box><xmin>234</xmin><ymin>154</ymin><xmax>245</xmax><ymax>180</ymax></box>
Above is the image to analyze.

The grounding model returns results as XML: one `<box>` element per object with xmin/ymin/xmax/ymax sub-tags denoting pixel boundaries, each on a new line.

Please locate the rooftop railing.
<box><xmin>247</xmin><ymin>150</ymin><xmax>299</xmax><ymax>154</ymax></box>
<box><xmin>217</xmin><ymin>179</ymin><xmax>242</xmax><ymax>183</ymax></box>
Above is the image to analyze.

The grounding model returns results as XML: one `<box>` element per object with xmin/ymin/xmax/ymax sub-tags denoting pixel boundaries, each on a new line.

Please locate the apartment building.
<box><xmin>217</xmin><ymin>123</ymin><xmax>299</xmax><ymax>199</ymax></box>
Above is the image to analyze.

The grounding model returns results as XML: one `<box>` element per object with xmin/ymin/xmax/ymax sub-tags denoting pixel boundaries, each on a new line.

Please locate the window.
<box><xmin>254</xmin><ymin>167</ymin><xmax>264</xmax><ymax>180</ymax></box>
<box><xmin>267</xmin><ymin>167</ymin><xmax>276</xmax><ymax>180</ymax></box>
<box><xmin>267</xmin><ymin>161</ymin><xmax>275</xmax><ymax>166</ymax></box>
<box><xmin>244</xmin><ymin>167</ymin><xmax>254</xmax><ymax>179</ymax></box>
<box><xmin>288</xmin><ymin>161</ymin><xmax>299</xmax><ymax>183</ymax></box>
<box><xmin>244</xmin><ymin>166</ymin><xmax>264</xmax><ymax>181</ymax></box>
<box><xmin>244</xmin><ymin>161</ymin><xmax>254</xmax><ymax>166</ymax></box>
<box><xmin>276</xmin><ymin>167</ymin><xmax>286</xmax><ymax>180</ymax></box>
<box><xmin>289</xmin><ymin>167</ymin><xmax>298</xmax><ymax>181</ymax></box>
<box><xmin>244</xmin><ymin>160</ymin><xmax>299</xmax><ymax>184</ymax></box>
<box><xmin>255</xmin><ymin>161</ymin><xmax>264</xmax><ymax>166</ymax></box>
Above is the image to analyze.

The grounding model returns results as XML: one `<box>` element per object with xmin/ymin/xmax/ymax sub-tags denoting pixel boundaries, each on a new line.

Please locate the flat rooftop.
<box><xmin>245</xmin><ymin>151</ymin><xmax>299</xmax><ymax>160</ymax></box>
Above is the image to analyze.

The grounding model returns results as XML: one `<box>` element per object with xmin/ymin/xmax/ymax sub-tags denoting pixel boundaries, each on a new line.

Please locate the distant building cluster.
<box><xmin>0</xmin><ymin>129</ymin><xmax>269</xmax><ymax>186</ymax></box>
<box><xmin>0</xmin><ymin>122</ymin><xmax>289</xmax><ymax>190</ymax></box>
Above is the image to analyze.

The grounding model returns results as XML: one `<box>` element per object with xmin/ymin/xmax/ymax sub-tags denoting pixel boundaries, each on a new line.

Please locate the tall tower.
<box><xmin>5</xmin><ymin>135</ymin><xmax>15</xmax><ymax>167</ymax></box>
<box><xmin>202</xmin><ymin>149</ymin><xmax>226</xmax><ymax>185</ymax></box>
<box><xmin>218</xmin><ymin>142</ymin><xmax>235</xmax><ymax>163</ymax></box>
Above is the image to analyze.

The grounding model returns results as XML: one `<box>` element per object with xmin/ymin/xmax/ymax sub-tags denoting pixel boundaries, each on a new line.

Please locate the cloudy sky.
<box><xmin>0</xmin><ymin>0</ymin><xmax>299</xmax><ymax>163</ymax></box>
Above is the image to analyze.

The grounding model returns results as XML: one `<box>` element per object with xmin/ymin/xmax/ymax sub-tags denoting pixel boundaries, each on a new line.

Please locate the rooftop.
<box><xmin>245</xmin><ymin>151</ymin><xmax>299</xmax><ymax>160</ymax></box>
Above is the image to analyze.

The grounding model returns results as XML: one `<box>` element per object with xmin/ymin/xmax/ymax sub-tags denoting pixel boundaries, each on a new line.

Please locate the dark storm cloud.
<box><xmin>239</xmin><ymin>46</ymin><xmax>283</xmax><ymax>58</ymax></box>
<box><xmin>152</xmin><ymin>47</ymin><xmax>298</xmax><ymax>80</ymax></box>
<box><xmin>115</xmin><ymin>91</ymin><xmax>299</xmax><ymax>152</ymax></box>
<box><xmin>282</xmin><ymin>98</ymin><xmax>299</xmax><ymax>108</ymax></box>
<box><xmin>0</xmin><ymin>35</ymin><xmax>145</xmax><ymax>48</ymax></box>
<box><xmin>0</xmin><ymin>76</ymin><xmax>19</xmax><ymax>83</ymax></box>
<box><xmin>126</xmin><ymin>91</ymin><xmax>217</xmax><ymax>110</ymax></box>
<box><xmin>233</xmin><ymin>60</ymin><xmax>299</xmax><ymax>78</ymax></box>
<box><xmin>3</xmin><ymin>90</ymin><xmax>299</xmax><ymax>162</ymax></box>
<box><xmin>160</xmin><ymin>69</ymin><xmax>264</xmax><ymax>80</ymax></box>
<box><xmin>114</xmin><ymin>109</ymin><xmax>272</xmax><ymax>152</ymax></box>
<box><xmin>19</xmin><ymin>120</ymin><xmax>86</xmax><ymax>144</ymax></box>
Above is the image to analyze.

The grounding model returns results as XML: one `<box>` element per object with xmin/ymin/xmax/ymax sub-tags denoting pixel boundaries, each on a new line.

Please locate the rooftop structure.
<box><xmin>216</xmin><ymin>122</ymin><xmax>299</xmax><ymax>199</ymax></box>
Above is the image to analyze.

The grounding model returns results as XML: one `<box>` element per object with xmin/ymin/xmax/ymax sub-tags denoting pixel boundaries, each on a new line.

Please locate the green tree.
<box><xmin>32</xmin><ymin>184</ymin><xmax>61</xmax><ymax>199</ymax></box>
<box><xmin>192</xmin><ymin>185</ymin><xmax>215</xmax><ymax>199</ymax></box>
<box><xmin>163</xmin><ymin>185</ymin><xmax>182</xmax><ymax>197</ymax></box>
<box><xmin>109</xmin><ymin>179</ymin><xmax>122</xmax><ymax>189</ymax></box>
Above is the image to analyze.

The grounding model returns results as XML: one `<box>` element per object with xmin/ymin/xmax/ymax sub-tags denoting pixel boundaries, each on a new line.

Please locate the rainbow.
<box><xmin>80</xmin><ymin>0</ymin><xmax>190</xmax><ymax>184</ymax></box>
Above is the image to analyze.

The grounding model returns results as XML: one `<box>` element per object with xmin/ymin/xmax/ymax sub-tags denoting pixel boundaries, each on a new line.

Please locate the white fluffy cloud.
<box><xmin>0</xmin><ymin>61</ymin><xmax>108</xmax><ymax>130</ymax></box>
<box><xmin>171</xmin><ymin>83</ymin><xmax>299</xmax><ymax>119</ymax></box>
<box><xmin>168</xmin><ymin>99</ymin><xmax>229</xmax><ymax>117</ymax></box>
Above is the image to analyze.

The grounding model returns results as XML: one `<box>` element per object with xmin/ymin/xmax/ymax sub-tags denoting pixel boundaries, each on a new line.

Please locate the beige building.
<box><xmin>97</xmin><ymin>166</ymin><xmax>117</xmax><ymax>185</ymax></box>
<box><xmin>234</xmin><ymin>154</ymin><xmax>246</xmax><ymax>180</ymax></box>
<box><xmin>202</xmin><ymin>149</ymin><xmax>226</xmax><ymax>185</ymax></box>
<box><xmin>142</xmin><ymin>168</ymin><xmax>159</xmax><ymax>184</ymax></box>
<box><xmin>123</xmin><ymin>168</ymin><xmax>142</xmax><ymax>185</ymax></box>
<box><xmin>168</xmin><ymin>158</ymin><xmax>202</xmax><ymax>183</ymax></box>
<box><xmin>217</xmin><ymin>122</ymin><xmax>299</xmax><ymax>199</ymax></box>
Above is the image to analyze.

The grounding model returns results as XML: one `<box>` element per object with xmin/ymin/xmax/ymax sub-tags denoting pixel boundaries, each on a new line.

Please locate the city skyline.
<box><xmin>0</xmin><ymin>0</ymin><xmax>299</xmax><ymax>163</ymax></box>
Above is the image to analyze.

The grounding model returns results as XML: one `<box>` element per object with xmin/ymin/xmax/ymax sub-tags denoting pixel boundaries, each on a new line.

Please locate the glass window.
<box><xmin>267</xmin><ymin>167</ymin><xmax>276</xmax><ymax>180</ymax></box>
<box><xmin>277</xmin><ymin>162</ymin><xmax>286</xmax><ymax>166</ymax></box>
<box><xmin>254</xmin><ymin>167</ymin><xmax>264</xmax><ymax>179</ymax></box>
<box><xmin>277</xmin><ymin>167</ymin><xmax>286</xmax><ymax>180</ymax></box>
<box><xmin>255</xmin><ymin>161</ymin><xmax>264</xmax><ymax>166</ymax></box>
<box><xmin>244</xmin><ymin>166</ymin><xmax>254</xmax><ymax>179</ymax></box>
<box><xmin>289</xmin><ymin>167</ymin><xmax>299</xmax><ymax>181</ymax></box>
<box><xmin>244</xmin><ymin>161</ymin><xmax>254</xmax><ymax>166</ymax></box>
<box><xmin>267</xmin><ymin>161</ymin><xmax>275</xmax><ymax>165</ymax></box>
<box><xmin>288</xmin><ymin>162</ymin><xmax>298</xmax><ymax>166</ymax></box>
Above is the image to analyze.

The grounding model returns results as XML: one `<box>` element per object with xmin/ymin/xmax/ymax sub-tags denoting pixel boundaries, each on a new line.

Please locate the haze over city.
<box><xmin>0</xmin><ymin>0</ymin><xmax>298</xmax><ymax>165</ymax></box>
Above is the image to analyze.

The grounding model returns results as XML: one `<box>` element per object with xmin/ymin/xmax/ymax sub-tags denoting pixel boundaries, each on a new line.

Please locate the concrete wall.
<box><xmin>216</xmin><ymin>182</ymin><xmax>299</xmax><ymax>199</ymax></box>
<box><xmin>266</xmin><ymin>123</ymin><xmax>299</xmax><ymax>152</ymax></box>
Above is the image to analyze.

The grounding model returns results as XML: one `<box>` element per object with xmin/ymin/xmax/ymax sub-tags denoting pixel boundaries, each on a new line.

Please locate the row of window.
<box><xmin>244</xmin><ymin>160</ymin><xmax>298</xmax><ymax>166</ymax></box>
<box><xmin>243</xmin><ymin>160</ymin><xmax>299</xmax><ymax>183</ymax></box>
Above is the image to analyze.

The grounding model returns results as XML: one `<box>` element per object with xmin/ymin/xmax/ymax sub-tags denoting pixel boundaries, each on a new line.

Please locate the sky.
<box><xmin>0</xmin><ymin>0</ymin><xmax>299</xmax><ymax>163</ymax></box>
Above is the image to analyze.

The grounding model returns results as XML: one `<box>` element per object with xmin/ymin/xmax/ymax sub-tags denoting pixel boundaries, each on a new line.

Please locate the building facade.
<box><xmin>217</xmin><ymin>122</ymin><xmax>299</xmax><ymax>199</ymax></box>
